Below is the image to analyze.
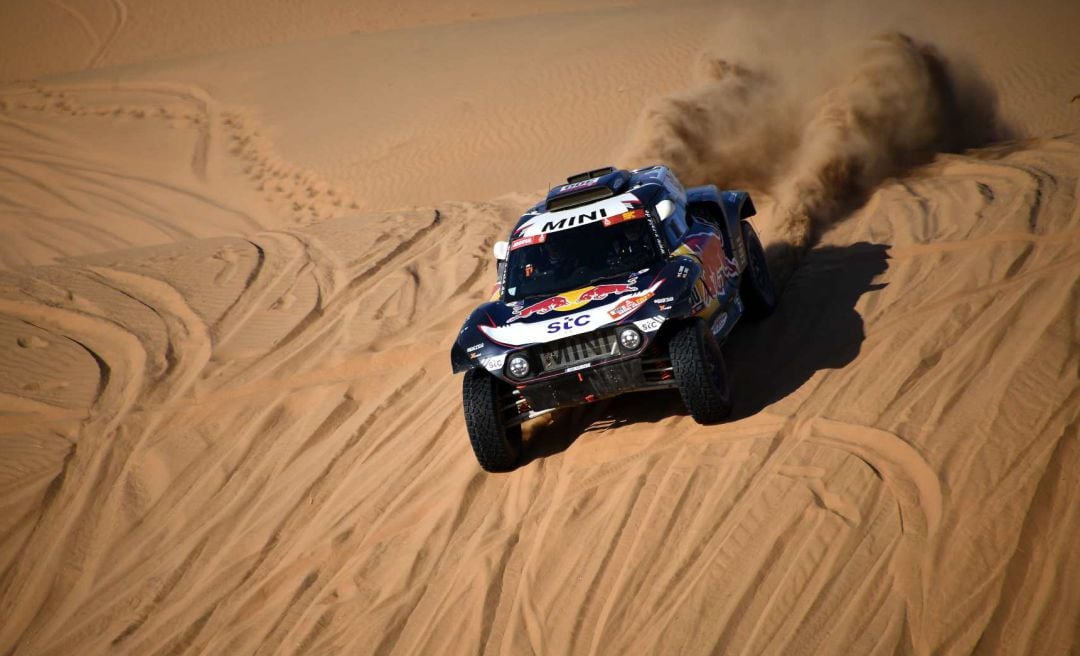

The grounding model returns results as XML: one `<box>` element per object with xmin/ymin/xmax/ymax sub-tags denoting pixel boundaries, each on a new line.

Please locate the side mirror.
<box><xmin>493</xmin><ymin>241</ymin><xmax>509</xmax><ymax>261</ymax></box>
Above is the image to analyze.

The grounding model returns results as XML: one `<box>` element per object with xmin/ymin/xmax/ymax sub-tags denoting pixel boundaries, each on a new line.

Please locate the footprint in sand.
<box><xmin>323</xmin><ymin>580</ymin><xmax>359</xmax><ymax>604</ymax></box>
<box><xmin>270</xmin><ymin>291</ymin><xmax>297</xmax><ymax>310</ymax></box>
<box><xmin>213</xmin><ymin>246</ymin><xmax>240</xmax><ymax>285</ymax></box>
<box><xmin>17</xmin><ymin>335</ymin><xmax>49</xmax><ymax>349</ymax></box>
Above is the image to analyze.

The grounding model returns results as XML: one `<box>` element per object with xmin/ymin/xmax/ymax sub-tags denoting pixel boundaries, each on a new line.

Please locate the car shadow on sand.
<box><xmin>519</xmin><ymin>241</ymin><xmax>890</xmax><ymax>466</ymax></box>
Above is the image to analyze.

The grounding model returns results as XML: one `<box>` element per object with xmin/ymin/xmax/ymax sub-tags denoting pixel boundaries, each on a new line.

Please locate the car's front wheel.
<box><xmin>462</xmin><ymin>368</ymin><xmax>523</xmax><ymax>472</ymax></box>
<box><xmin>670</xmin><ymin>320</ymin><xmax>732</xmax><ymax>423</ymax></box>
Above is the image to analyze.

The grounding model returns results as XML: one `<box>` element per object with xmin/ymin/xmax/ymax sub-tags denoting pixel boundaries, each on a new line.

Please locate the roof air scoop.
<box><xmin>545</xmin><ymin>167</ymin><xmax>631</xmax><ymax>212</ymax></box>
<box><xmin>566</xmin><ymin>167</ymin><xmax>617</xmax><ymax>184</ymax></box>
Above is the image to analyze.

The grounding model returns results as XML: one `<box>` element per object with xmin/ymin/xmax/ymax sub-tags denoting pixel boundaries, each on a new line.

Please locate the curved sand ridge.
<box><xmin>1</xmin><ymin>124</ymin><xmax>1078</xmax><ymax>652</ymax></box>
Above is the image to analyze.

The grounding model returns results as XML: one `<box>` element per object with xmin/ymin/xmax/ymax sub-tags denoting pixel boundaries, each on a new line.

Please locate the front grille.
<box><xmin>540</xmin><ymin>330</ymin><xmax>620</xmax><ymax>372</ymax></box>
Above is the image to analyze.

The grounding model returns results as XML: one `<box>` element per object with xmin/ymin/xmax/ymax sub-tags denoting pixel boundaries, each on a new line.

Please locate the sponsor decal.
<box><xmin>580</xmin><ymin>283</ymin><xmax>637</xmax><ymax>302</ymax></box>
<box><xmin>609</xmin><ymin>296</ymin><xmax>646</xmax><ymax>320</ymax></box>
<box><xmin>478</xmin><ymin>280</ymin><xmax>662</xmax><ymax>347</ymax></box>
<box><xmin>547</xmin><ymin>314</ymin><xmax>591</xmax><ymax>334</ymax></box>
<box><xmin>542</xmin><ymin>208</ymin><xmax>609</xmax><ymax>233</ymax></box>
<box><xmin>653</xmin><ymin>296</ymin><xmax>674</xmax><ymax>304</ymax></box>
<box><xmin>711</xmin><ymin>312</ymin><xmax>728</xmax><ymax>335</ymax></box>
<box><xmin>511</xmin><ymin>295</ymin><xmax>570</xmax><ymax>321</ymax></box>
<box><xmin>677</xmin><ymin>265</ymin><xmax>689</xmax><ymax>279</ymax></box>
<box><xmin>515</xmin><ymin>193</ymin><xmax>642</xmax><ymax>238</ymax></box>
<box><xmin>541</xmin><ymin>335</ymin><xmax>616</xmax><ymax>370</ymax></box>
<box><xmin>466</xmin><ymin>343</ymin><xmax>484</xmax><ymax>353</ymax></box>
<box><xmin>559</xmin><ymin>178</ymin><xmax>600</xmax><ymax>193</ymax></box>
<box><xmin>510</xmin><ymin>234</ymin><xmax>546</xmax><ymax>251</ymax></box>
<box><xmin>633</xmin><ymin>316</ymin><xmax>665</xmax><ymax>332</ymax></box>
<box><xmin>607</xmin><ymin>281</ymin><xmax>663</xmax><ymax>320</ymax></box>
<box><xmin>722</xmin><ymin>255</ymin><xmax>739</xmax><ymax>279</ymax></box>
<box><xmin>480</xmin><ymin>354</ymin><xmax>505</xmax><ymax>371</ymax></box>
<box><xmin>507</xmin><ymin>282</ymin><xmax>638</xmax><ymax>322</ymax></box>
<box><xmin>565</xmin><ymin>362</ymin><xmax>592</xmax><ymax>373</ymax></box>
<box><xmin>600</xmin><ymin>208</ymin><xmax>646</xmax><ymax>227</ymax></box>
<box><xmin>683</xmin><ymin>232</ymin><xmax>739</xmax><ymax>296</ymax></box>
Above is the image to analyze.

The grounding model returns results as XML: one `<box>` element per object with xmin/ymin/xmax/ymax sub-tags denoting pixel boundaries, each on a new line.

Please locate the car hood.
<box><xmin>450</xmin><ymin>256</ymin><xmax>705</xmax><ymax>374</ymax></box>
<box><xmin>478</xmin><ymin>266</ymin><xmax>668</xmax><ymax>347</ymax></box>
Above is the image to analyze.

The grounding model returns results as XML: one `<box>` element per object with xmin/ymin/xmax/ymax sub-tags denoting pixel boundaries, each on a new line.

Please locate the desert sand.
<box><xmin>1</xmin><ymin>1</ymin><xmax>1078</xmax><ymax>654</ymax></box>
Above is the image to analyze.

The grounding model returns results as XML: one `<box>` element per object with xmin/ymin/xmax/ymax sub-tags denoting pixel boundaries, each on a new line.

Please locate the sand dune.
<box><xmin>1</xmin><ymin>1</ymin><xmax>1079</xmax><ymax>654</ymax></box>
<box><xmin>2</xmin><ymin>135</ymin><xmax>1078</xmax><ymax>653</ymax></box>
<box><xmin>0</xmin><ymin>0</ymin><xmax>645</xmax><ymax>81</ymax></box>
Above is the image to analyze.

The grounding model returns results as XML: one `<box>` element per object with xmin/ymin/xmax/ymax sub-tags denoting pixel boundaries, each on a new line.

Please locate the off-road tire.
<box><xmin>670</xmin><ymin>320</ymin><xmax>732</xmax><ymax>423</ymax></box>
<box><xmin>740</xmin><ymin>221</ymin><xmax>777</xmax><ymax>319</ymax></box>
<box><xmin>463</xmin><ymin>369</ymin><xmax>522</xmax><ymax>472</ymax></box>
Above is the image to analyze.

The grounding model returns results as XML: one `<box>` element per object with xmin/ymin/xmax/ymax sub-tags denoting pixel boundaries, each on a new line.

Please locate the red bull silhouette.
<box><xmin>579</xmin><ymin>283</ymin><xmax>637</xmax><ymax>302</ymax></box>
<box><xmin>509</xmin><ymin>295</ymin><xmax>570</xmax><ymax>322</ymax></box>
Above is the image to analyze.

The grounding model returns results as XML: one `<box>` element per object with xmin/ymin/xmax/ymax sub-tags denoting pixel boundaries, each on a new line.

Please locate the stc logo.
<box><xmin>547</xmin><ymin>315</ymin><xmax>590</xmax><ymax>333</ymax></box>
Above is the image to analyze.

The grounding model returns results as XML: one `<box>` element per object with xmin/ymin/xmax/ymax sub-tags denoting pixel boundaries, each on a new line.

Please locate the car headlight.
<box><xmin>618</xmin><ymin>326</ymin><xmax>642</xmax><ymax>351</ymax></box>
<box><xmin>507</xmin><ymin>354</ymin><xmax>531</xmax><ymax>379</ymax></box>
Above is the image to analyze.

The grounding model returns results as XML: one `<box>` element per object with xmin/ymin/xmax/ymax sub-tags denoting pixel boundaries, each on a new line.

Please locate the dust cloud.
<box><xmin>620</xmin><ymin>31</ymin><xmax>997</xmax><ymax>279</ymax></box>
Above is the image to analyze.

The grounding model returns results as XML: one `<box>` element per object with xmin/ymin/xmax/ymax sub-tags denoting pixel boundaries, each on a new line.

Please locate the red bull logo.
<box><xmin>510</xmin><ymin>295</ymin><xmax>570</xmax><ymax>322</ymax></box>
<box><xmin>579</xmin><ymin>283</ymin><xmax>637</xmax><ymax>303</ymax></box>
<box><xmin>678</xmin><ymin>234</ymin><xmax>739</xmax><ymax>296</ymax></box>
<box><xmin>506</xmin><ymin>282</ymin><xmax>639</xmax><ymax>323</ymax></box>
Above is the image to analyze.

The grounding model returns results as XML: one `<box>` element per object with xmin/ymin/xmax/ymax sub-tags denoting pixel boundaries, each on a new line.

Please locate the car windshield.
<box><xmin>503</xmin><ymin>217</ymin><xmax>663</xmax><ymax>301</ymax></box>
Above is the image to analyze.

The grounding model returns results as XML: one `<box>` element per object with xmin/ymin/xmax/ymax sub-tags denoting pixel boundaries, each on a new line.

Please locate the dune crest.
<box><xmin>0</xmin><ymin>80</ymin><xmax>361</xmax><ymax>268</ymax></box>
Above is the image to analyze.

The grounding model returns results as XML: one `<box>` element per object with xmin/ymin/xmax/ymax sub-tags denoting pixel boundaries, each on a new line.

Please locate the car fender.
<box><xmin>686</xmin><ymin>186</ymin><xmax>754</xmax><ymax>272</ymax></box>
<box><xmin>649</xmin><ymin>256</ymin><xmax>707</xmax><ymax>318</ymax></box>
<box><xmin>451</xmin><ymin>302</ymin><xmax>512</xmax><ymax>374</ymax></box>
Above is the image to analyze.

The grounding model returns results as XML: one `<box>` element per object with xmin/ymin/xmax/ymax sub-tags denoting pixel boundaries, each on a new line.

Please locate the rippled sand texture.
<box><xmin>1</xmin><ymin>0</ymin><xmax>1078</xmax><ymax>654</ymax></box>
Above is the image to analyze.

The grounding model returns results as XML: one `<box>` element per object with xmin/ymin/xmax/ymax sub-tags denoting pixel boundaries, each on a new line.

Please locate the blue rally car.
<box><xmin>451</xmin><ymin>166</ymin><xmax>776</xmax><ymax>471</ymax></box>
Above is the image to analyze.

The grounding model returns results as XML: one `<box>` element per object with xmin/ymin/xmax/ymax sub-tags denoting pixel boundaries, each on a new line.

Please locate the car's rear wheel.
<box><xmin>740</xmin><ymin>221</ymin><xmax>777</xmax><ymax>319</ymax></box>
<box><xmin>670</xmin><ymin>320</ymin><xmax>732</xmax><ymax>423</ymax></box>
<box><xmin>462</xmin><ymin>368</ymin><xmax>523</xmax><ymax>472</ymax></box>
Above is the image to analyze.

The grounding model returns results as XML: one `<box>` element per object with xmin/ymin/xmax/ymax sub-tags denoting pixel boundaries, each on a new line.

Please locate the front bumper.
<box><xmin>518</xmin><ymin>355</ymin><xmax>676</xmax><ymax>411</ymax></box>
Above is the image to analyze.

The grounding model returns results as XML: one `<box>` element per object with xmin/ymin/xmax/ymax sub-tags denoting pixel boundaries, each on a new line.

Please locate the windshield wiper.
<box><xmin>585</xmin><ymin>272</ymin><xmax>630</xmax><ymax>287</ymax></box>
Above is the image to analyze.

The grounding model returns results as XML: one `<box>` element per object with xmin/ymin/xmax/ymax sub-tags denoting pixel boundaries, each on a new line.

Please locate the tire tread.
<box><xmin>463</xmin><ymin>369</ymin><xmax>521</xmax><ymax>472</ymax></box>
<box><xmin>670</xmin><ymin>321</ymin><xmax>732</xmax><ymax>423</ymax></box>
